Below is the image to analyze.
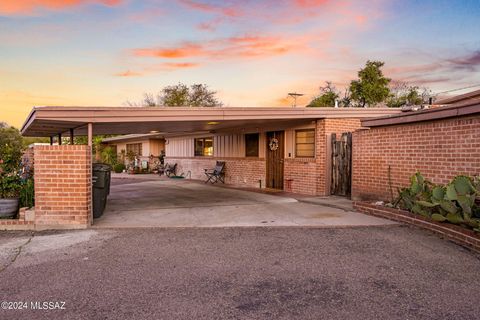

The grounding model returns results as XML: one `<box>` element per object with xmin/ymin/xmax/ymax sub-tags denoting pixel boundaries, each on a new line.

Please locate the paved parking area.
<box><xmin>1</xmin><ymin>227</ymin><xmax>479</xmax><ymax>319</ymax></box>
<box><xmin>94</xmin><ymin>177</ymin><xmax>395</xmax><ymax>228</ymax></box>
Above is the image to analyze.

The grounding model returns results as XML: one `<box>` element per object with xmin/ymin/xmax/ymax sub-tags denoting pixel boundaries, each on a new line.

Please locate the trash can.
<box><xmin>92</xmin><ymin>163</ymin><xmax>111</xmax><ymax>219</ymax></box>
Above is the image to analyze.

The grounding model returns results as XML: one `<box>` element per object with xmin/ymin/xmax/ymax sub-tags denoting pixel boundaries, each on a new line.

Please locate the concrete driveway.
<box><xmin>94</xmin><ymin>176</ymin><xmax>394</xmax><ymax>228</ymax></box>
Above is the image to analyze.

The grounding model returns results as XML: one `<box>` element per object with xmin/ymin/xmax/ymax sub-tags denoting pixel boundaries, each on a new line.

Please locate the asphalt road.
<box><xmin>1</xmin><ymin>226</ymin><xmax>479</xmax><ymax>319</ymax></box>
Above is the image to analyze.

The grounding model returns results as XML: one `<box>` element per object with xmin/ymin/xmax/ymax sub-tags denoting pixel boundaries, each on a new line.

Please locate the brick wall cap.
<box><xmin>361</xmin><ymin>101</ymin><xmax>480</xmax><ymax>127</ymax></box>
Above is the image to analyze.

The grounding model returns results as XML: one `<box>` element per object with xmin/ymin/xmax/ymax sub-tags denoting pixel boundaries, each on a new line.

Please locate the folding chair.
<box><xmin>164</xmin><ymin>163</ymin><xmax>177</xmax><ymax>177</ymax></box>
<box><xmin>204</xmin><ymin>161</ymin><xmax>225</xmax><ymax>184</ymax></box>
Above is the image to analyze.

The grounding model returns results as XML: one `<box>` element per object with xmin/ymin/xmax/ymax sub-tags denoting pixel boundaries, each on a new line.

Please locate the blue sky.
<box><xmin>1</xmin><ymin>0</ymin><xmax>479</xmax><ymax>127</ymax></box>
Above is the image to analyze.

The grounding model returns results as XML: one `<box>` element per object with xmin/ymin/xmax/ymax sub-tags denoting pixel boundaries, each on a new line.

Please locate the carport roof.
<box><xmin>21</xmin><ymin>106</ymin><xmax>401</xmax><ymax>137</ymax></box>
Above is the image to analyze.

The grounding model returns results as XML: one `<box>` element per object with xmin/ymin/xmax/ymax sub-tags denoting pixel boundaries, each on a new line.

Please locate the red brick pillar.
<box><xmin>34</xmin><ymin>145</ymin><xmax>92</xmax><ymax>229</ymax></box>
<box><xmin>315</xmin><ymin>119</ymin><xmax>327</xmax><ymax>196</ymax></box>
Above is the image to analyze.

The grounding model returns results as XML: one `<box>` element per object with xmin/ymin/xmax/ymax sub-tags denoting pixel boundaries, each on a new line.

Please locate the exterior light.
<box><xmin>149</xmin><ymin>130</ymin><xmax>159</xmax><ymax>133</ymax></box>
<box><xmin>207</xmin><ymin>121</ymin><xmax>220</xmax><ymax>125</ymax></box>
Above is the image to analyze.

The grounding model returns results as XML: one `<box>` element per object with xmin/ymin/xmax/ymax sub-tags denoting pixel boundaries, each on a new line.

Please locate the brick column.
<box><xmin>34</xmin><ymin>145</ymin><xmax>92</xmax><ymax>229</ymax></box>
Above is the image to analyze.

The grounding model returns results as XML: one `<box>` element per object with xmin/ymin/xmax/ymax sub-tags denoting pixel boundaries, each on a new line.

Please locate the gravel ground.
<box><xmin>0</xmin><ymin>225</ymin><xmax>479</xmax><ymax>319</ymax></box>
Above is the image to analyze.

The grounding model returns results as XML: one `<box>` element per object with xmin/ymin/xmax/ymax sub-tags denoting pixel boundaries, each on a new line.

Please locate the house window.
<box><xmin>194</xmin><ymin>137</ymin><xmax>213</xmax><ymax>156</ymax></box>
<box><xmin>245</xmin><ymin>133</ymin><xmax>259</xmax><ymax>157</ymax></box>
<box><xmin>295</xmin><ymin>129</ymin><xmax>315</xmax><ymax>157</ymax></box>
<box><xmin>126</xmin><ymin>143</ymin><xmax>142</xmax><ymax>156</ymax></box>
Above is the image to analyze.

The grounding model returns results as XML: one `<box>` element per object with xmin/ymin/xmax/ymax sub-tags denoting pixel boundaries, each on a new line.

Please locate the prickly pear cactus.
<box><xmin>394</xmin><ymin>173</ymin><xmax>480</xmax><ymax>232</ymax></box>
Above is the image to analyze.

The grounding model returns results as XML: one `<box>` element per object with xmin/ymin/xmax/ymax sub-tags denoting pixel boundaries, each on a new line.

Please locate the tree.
<box><xmin>188</xmin><ymin>83</ymin><xmax>221</xmax><ymax>107</ymax></box>
<box><xmin>349</xmin><ymin>60</ymin><xmax>391</xmax><ymax>107</ymax></box>
<box><xmin>129</xmin><ymin>83</ymin><xmax>222</xmax><ymax>107</ymax></box>
<box><xmin>307</xmin><ymin>81</ymin><xmax>339</xmax><ymax>107</ymax></box>
<box><xmin>160</xmin><ymin>83</ymin><xmax>190</xmax><ymax>106</ymax></box>
<box><xmin>386</xmin><ymin>81</ymin><xmax>431</xmax><ymax>108</ymax></box>
<box><xmin>142</xmin><ymin>93</ymin><xmax>157</xmax><ymax>107</ymax></box>
<box><xmin>340</xmin><ymin>88</ymin><xmax>352</xmax><ymax>108</ymax></box>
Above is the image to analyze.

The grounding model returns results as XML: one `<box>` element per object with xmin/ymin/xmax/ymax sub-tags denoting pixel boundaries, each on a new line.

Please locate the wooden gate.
<box><xmin>330</xmin><ymin>132</ymin><xmax>352</xmax><ymax>197</ymax></box>
<box><xmin>266</xmin><ymin>131</ymin><xmax>284</xmax><ymax>189</ymax></box>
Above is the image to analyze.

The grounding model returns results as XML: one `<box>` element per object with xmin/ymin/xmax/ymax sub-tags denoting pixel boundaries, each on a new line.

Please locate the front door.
<box><xmin>266</xmin><ymin>131</ymin><xmax>284</xmax><ymax>189</ymax></box>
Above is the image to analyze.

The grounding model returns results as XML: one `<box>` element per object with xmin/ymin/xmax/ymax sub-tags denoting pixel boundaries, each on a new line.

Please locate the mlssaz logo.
<box><xmin>30</xmin><ymin>301</ymin><xmax>66</xmax><ymax>310</ymax></box>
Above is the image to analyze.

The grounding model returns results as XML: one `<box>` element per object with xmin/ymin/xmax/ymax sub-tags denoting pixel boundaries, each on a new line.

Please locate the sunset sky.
<box><xmin>1</xmin><ymin>0</ymin><xmax>480</xmax><ymax>127</ymax></box>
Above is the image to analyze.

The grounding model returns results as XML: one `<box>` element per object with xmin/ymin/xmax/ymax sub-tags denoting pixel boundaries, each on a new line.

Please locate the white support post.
<box><xmin>87</xmin><ymin>123</ymin><xmax>93</xmax><ymax>147</ymax></box>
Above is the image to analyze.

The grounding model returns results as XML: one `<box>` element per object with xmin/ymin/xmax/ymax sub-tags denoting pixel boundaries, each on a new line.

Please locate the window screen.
<box><xmin>126</xmin><ymin>143</ymin><xmax>142</xmax><ymax>156</ymax></box>
<box><xmin>295</xmin><ymin>129</ymin><xmax>315</xmax><ymax>157</ymax></box>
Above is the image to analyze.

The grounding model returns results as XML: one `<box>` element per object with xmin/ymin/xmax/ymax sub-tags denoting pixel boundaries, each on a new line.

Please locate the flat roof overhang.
<box><xmin>21</xmin><ymin>106</ymin><xmax>402</xmax><ymax>137</ymax></box>
<box><xmin>361</xmin><ymin>100</ymin><xmax>480</xmax><ymax>127</ymax></box>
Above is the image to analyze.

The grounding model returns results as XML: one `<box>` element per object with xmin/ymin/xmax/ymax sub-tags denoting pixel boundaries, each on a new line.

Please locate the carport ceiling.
<box><xmin>21</xmin><ymin>106</ymin><xmax>402</xmax><ymax>137</ymax></box>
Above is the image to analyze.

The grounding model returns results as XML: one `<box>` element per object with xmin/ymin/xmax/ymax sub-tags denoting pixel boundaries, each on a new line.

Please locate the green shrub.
<box><xmin>394</xmin><ymin>172</ymin><xmax>480</xmax><ymax>232</ymax></box>
<box><xmin>101</xmin><ymin>146</ymin><xmax>118</xmax><ymax>166</ymax></box>
<box><xmin>113</xmin><ymin>163</ymin><xmax>125</xmax><ymax>173</ymax></box>
<box><xmin>19</xmin><ymin>178</ymin><xmax>34</xmax><ymax>208</ymax></box>
<box><xmin>0</xmin><ymin>126</ymin><xmax>24</xmax><ymax>198</ymax></box>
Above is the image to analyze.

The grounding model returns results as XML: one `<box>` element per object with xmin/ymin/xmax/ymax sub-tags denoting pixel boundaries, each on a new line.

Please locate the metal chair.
<box><xmin>164</xmin><ymin>163</ymin><xmax>177</xmax><ymax>177</ymax></box>
<box><xmin>204</xmin><ymin>161</ymin><xmax>225</xmax><ymax>184</ymax></box>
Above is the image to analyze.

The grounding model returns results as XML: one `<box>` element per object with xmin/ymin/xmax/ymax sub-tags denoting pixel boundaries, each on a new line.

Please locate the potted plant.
<box><xmin>126</xmin><ymin>150</ymin><xmax>137</xmax><ymax>174</ymax></box>
<box><xmin>0</xmin><ymin>126</ymin><xmax>24</xmax><ymax>218</ymax></box>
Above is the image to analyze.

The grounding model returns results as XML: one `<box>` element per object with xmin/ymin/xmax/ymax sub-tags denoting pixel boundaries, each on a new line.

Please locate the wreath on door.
<box><xmin>269</xmin><ymin>138</ymin><xmax>279</xmax><ymax>151</ymax></box>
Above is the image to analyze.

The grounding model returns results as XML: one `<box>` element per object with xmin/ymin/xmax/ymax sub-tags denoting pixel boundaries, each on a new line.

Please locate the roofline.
<box><xmin>435</xmin><ymin>89</ymin><xmax>480</xmax><ymax>104</ymax></box>
<box><xmin>21</xmin><ymin>106</ymin><xmax>40</xmax><ymax>134</ymax></box>
<box><xmin>102</xmin><ymin>133</ymin><xmax>163</xmax><ymax>143</ymax></box>
<box><xmin>21</xmin><ymin>106</ymin><xmax>402</xmax><ymax>136</ymax></box>
<box><xmin>361</xmin><ymin>100</ymin><xmax>480</xmax><ymax>127</ymax></box>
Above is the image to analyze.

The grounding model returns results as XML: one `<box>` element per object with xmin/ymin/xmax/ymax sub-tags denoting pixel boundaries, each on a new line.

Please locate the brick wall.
<box><xmin>352</xmin><ymin>115</ymin><xmax>480</xmax><ymax>201</ymax></box>
<box><xmin>165</xmin><ymin>157</ymin><xmax>266</xmax><ymax>188</ymax></box>
<box><xmin>284</xmin><ymin>158</ymin><xmax>317</xmax><ymax>195</ymax></box>
<box><xmin>34</xmin><ymin>145</ymin><xmax>92</xmax><ymax>228</ymax></box>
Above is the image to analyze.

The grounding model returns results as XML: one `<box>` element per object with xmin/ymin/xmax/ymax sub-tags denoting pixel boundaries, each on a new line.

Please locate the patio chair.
<box><xmin>164</xmin><ymin>163</ymin><xmax>177</xmax><ymax>177</ymax></box>
<box><xmin>204</xmin><ymin>161</ymin><xmax>225</xmax><ymax>184</ymax></box>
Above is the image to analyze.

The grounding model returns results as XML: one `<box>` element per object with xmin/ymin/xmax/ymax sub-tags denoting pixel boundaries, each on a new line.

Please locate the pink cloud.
<box><xmin>0</xmin><ymin>0</ymin><xmax>121</xmax><ymax>15</ymax></box>
<box><xmin>133</xmin><ymin>43</ymin><xmax>205</xmax><ymax>59</ymax></box>
<box><xmin>161</xmin><ymin>62</ymin><xmax>200</xmax><ymax>69</ymax></box>
<box><xmin>132</xmin><ymin>33</ymin><xmax>316</xmax><ymax>62</ymax></box>
<box><xmin>293</xmin><ymin>0</ymin><xmax>329</xmax><ymax>8</ymax></box>
<box><xmin>114</xmin><ymin>62</ymin><xmax>200</xmax><ymax>77</ymax></box>
<box><xmin>180</xmin><ymin>0</ymin><xmax>347</xmax><ymax>28</ymax></box>
<box><xmin>114</xmin><ymin>70</ymin><xmax>142</xmax><ymax>77</ymax></box>
<box><xmin>197</xmin><ymin>17</ymin><xmax>224</xmax><ymax>31</ymax></box>
<box><xmin>178</xmin><ymin>0</ymin><xmax>242</xmax><ymax>17</ymax></box>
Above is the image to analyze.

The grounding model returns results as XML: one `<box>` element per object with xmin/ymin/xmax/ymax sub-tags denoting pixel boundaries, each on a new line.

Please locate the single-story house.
<box><xmin>9</xmin><ymin>91</ymin><xmax>478</xmax><ymax>230</ymax></box>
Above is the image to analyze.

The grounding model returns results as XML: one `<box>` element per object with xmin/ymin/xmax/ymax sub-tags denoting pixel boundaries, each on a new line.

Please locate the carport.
<box><xmin>19</xmin><ymin>106</ymin><xmax>400</xmax><ymax>230</ymax></box>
